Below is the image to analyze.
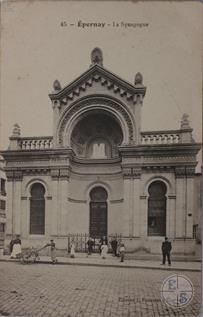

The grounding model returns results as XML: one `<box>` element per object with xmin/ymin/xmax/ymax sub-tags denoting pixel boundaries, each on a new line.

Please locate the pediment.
<box><xmin>49</xmin><ymin>64</ymin><xmax>146</xmax><ymax>105</ymax></box>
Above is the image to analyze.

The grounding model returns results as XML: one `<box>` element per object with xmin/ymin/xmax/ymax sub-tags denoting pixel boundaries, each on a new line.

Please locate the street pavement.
<box><xmin>0</xmin><ymin>253</ymin><xmax>201</xmax><ymax>272</ymax></box>
<box><xmin>0</xmin><ymin>260</ymin><xmax>201</xmax><ymax>317</ymax></box>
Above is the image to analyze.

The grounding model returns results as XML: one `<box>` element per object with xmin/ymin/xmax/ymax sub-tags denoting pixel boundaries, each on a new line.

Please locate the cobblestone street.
<box><xmin>0</xmin><ymin>262</ymin><xmax>201</xmax><ymax>317</ymax></box>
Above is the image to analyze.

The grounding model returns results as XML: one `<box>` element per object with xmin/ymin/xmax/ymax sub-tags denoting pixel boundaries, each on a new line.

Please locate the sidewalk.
<box><xmin>0</xmin><ymin>253</ymin><xmax>201</xmax><ymax>272</ymax></box>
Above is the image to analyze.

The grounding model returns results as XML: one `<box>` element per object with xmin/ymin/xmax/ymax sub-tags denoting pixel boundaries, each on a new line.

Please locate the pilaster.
<box><xmin>185</xmin><ymin>167</ymin><xmax>195</xmax><ymax>238</ymax></box>
<box><xmin>175</xmin><ymin>167</ymin><xmax>186</xmax><ymax>238</ymax></box>
<box><xmin>51</xmin><ymin>169</ymin><xmax>60</xmax><ymax>236</ymax></box>
<box><xmin>167</xmin><ymin>196</ymin><xmax>176</xmax><ymax>238</ymax></box>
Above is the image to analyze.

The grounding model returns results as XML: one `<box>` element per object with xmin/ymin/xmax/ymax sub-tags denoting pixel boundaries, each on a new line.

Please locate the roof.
<box><xmin>48</xmin><ymin>64</ymin><xmax>146</xmax><ymax>104</ymax></box>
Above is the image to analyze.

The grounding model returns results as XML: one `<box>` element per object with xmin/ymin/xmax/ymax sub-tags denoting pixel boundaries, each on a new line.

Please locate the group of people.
<box><xmin>9</xmin><ymin>235</ymin><xmax>172</xmax><ymax>265</ymax></box>
<box><xmin>86</xmin><ymin>236</ymin><xmax>126</xmax><ymax>262</ymax></box>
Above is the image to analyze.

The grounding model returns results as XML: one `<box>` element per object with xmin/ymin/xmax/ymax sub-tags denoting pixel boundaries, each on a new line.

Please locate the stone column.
<box><xmin>51</xmin><ymin>169</ymin><xmax>60</xmax><ymax>236</ymax></box>
<box><xmin>175</xmin><ymin>167</ymin><xmax>186</xmax><ymax>238</ymax></box>
<box><xmin>132</xmin><ymin>168</ymin><xmax>141</xmax><ymax>237</ymax></box>
<box><xmin>122</xmin><ymin>168</ymin><xmax>132</xmax><ymax>236</ymax></box>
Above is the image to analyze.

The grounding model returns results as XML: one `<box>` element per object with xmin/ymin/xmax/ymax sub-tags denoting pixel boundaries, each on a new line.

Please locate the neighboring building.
<box><xmin>2</xmin><ymin>48</ymin><xmax>201</xmax><ymax>255</ymax></box>
<box><xmin>0</xmin><ymin>156</ymin><xmax>6</xmax><ymax>251</ymax></box>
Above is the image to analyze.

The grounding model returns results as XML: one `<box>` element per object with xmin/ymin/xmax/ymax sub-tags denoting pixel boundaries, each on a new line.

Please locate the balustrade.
<box><xmin>19</xmin><ymin>137</ymin><xmax>53</xmax><ymax>150</ymax></box>
<box><xmin>141</xmin><ymin>132</ymin><xmax>181</xmax><ymax>145</ymax></box>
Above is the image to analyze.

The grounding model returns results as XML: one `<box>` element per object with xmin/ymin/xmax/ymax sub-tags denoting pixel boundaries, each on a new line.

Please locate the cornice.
<box><xmin>49</xmin><ymin>65</ymin><xmax>146</xmax><ymax>104</ymax></box>
<box><xmin>119</xmin><ymin>143</ymin><xmax>202</xmax><ymax>157</ymax></box>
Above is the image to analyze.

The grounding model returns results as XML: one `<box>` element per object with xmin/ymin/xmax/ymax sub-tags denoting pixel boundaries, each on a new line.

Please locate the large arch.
<box><xmin>56</xmin><ymin>95</ymin><xmax>136</xmax><ymax>147</ymax></box>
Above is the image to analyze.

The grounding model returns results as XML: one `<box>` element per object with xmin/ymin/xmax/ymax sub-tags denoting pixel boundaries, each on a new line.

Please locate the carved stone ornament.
<box><xmin>132</xmin><ymin>168</ymin><xmax>142</xmax><ymax>178</ymax></box>
<box><xmin>51</xmin><ymin>169</ymin><xmax>60</xmax><ymax>179</ymax></box>
<box><xmin>59</xmin><ymin>168</ymin><xmax>70</xmax><ymax>179</ymax></box>
<box><xmin>57</xmin><ymin>97</ymin><xmax>134</xmax><ymax>146</ymax></box>
<box><xmin>53</xmin><ymin>80</ymin><xmax>62</xmax><ymax>91</ymax></box>
<box><xmin>185</xmin><ymin>167</ymin><xmax>195</xmax><ymax>177</ymax></box>
<box><xmin>134</xmin><ymin>72</ymin><xmax>143</xmax><ymax>85</ymax></box>
<box><xmin>11</xmin><ymin>123</ymin><xmax>21</xmax><ymax>137</ymax></box>
<box><xmin>123</xmin><ymin>168</ymin><xmax>132</xmax><ymax>178</ymax></box>
<box><xmin>180</xmin><ymin>113</ymin><xmax>191</xmax><ymax>129</ymax></box>
<box><xmin>91</xmin><ymin>47</ymin><xmax>103</xmax><ymax>67</ymax></box>
<box><xmin>175</xmin><ymin>167</ymin><xmax>186</xmax><ymax>177</ymax></box>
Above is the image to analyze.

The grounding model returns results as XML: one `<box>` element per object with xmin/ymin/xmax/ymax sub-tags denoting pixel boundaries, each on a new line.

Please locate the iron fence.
<box><xmin>67</xmin><ymin>233</ymin><xmax>122</xmax><ymax>253</ymax></box>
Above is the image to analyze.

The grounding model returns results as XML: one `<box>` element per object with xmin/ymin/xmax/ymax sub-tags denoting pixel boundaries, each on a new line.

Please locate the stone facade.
<box><xmin>0</xmin><ymin>156</ymin><xmax>6</xmax><ymax>253</ymax></box>
<box><xmin>2</xmin><ymin>48</ymin><xmax>201</xmax><ymax>255</ymax></box>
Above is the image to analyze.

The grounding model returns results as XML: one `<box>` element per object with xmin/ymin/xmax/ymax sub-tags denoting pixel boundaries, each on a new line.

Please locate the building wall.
<box><xmin>4</xmin><ymin>166</ymin><xmax>200</xmax><ymax>255</ymax></box>
<box><xmin>0</xmin><ymin>157</ymin><xmax>6</xmax><ymax>252</ymax></box>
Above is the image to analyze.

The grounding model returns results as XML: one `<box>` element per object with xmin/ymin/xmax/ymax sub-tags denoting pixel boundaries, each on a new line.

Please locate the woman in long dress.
<box><xmin>101</xmin><ymin>242</ymin><xmax>108</xmax><ymax>259</ymax></box>
<box><xmin>10</xmin><ymin>235</ymin><xmax>22</xmax><ymax>259</ymax></box>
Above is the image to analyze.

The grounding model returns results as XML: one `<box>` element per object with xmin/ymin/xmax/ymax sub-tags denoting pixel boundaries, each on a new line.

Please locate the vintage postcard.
<box><xmin>0</xmin><ymin>1</ymin><xmax>202</xmax><ymax>316</ymax></box>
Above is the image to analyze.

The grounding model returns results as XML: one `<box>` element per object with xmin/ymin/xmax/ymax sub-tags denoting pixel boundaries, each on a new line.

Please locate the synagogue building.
<box><xmin>2</xmin><ymin>48</ymin><xmax>201</xmax><ymax>255</ymax></box>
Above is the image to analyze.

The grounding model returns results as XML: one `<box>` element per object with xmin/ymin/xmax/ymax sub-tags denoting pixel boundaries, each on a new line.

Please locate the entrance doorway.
<box><xmin>89</xmin><ymin>187</ymin><xmax>108</xmax><ymax>238</ymax></box>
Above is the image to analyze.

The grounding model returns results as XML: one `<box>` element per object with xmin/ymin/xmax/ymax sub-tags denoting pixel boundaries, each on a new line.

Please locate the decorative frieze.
<box><xmin>51</xmin><ymin>169</ymin><xmax>60</xmax><ymax>179</ymax></box>
<box><xmin>185</xmin><ymin>167</ymin><xmax>195</xmax><ymax>177</ymax></box>
<box><xmin>123</xmin><ymin>167</ymin><xmax>142</xmax><ymax>179</ymax></box>
<box><xmin>175</xmin><ymin>166</ymin><xmax>195</xmax><ymax>178</ymax></box>
<box><xmin>6</xmin><ymin>170</ymin><xmax>23</xmax><ymax>181</ymax></box>
<box><xmin>59</xmin><ymin>168</ymin><xmax>70</xmax><ymax>179</ymax></box>
<box><xmin>175</xmin><ymin>167</ymin><xmax>186</xmax><ymax>178</ymax></box>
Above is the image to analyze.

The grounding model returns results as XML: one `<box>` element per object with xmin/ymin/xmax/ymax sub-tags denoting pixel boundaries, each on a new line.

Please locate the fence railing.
<box><xmin>18</xmin><ymin>137</ymin><xmax>53</xmax><ymax>150</ymax></box>
<box><xmin>67</xmin><ymin>233</ymin><xmax>122</xmax><ymax>253</ymax></box>
<box><xmin>141</xmin><ymin>131</ymin><xmax>181</xmax><ymax>145</ymax></box>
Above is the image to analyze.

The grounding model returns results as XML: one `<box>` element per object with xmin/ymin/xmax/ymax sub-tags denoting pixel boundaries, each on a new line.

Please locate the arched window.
<box><xmin>30</xmin><ymin>183</ymin><xmax>45</xmax><ymax>235</ymax></box>
<box><xmin>90</xmin><ymin>187</ymin><xmax>108</xmax><ymax>238</ymax></box>
<box><xmin>148</xmin><ymin>181</ymin><xmax>167</xmax><ymax>236</ymax></box>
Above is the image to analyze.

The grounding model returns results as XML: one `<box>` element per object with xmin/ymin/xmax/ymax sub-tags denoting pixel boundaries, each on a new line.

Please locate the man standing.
<box><xmin>87</xmin><ymin>237</ymin><xmax>94</xmax><ymax>256</ymax></box>
<box><xmin>111</xmin><ymin>238</ymin><xmax>118</xmax><ymax>256</ymax></box>
<box><xmin>161</xmin><ymin>237</ymin><xmax>172</xmax><ymax>266</ymax></box>
<box><xmin>46</xmin><ymin>239</ymin><xmax>57</xmax><ymax>264</ymax></box>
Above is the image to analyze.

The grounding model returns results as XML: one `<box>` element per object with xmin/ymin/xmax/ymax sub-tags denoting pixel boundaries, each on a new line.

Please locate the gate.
<box><xmin>67</xmin><ymin>233</ymin><xmax>122</xmax><ymax>253</ymax></box>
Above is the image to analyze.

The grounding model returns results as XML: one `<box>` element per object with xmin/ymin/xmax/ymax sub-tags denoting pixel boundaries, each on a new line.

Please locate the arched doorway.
<box><xmin>148</xmin><ymin>181</ymin><xmax>167</xmax><ymax>236</ymax></box>
<box><xmin>89</xmin><ymin>187</ymin><xmax>108</xmax><ymax>238</ymax></box>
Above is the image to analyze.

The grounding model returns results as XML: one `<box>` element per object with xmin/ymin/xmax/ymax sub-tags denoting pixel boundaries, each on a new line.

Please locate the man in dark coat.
<box><xmin>111</xmin><ymin>238</ymin><xmax>118</xmax><ymax>256</ymax></box>
<box><xmin>161</xmin><ymin>237</ymin><xmax>172</xmax><ymax>266</ymax></box>
<box><xmin>87</xmin><ymin>238</ymin><xmax>94</xmax><ymax>255</ymax></box>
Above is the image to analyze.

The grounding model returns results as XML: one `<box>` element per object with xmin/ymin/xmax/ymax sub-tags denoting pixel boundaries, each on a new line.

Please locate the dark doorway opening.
<box><xmin>89</xmin><ymin>187</ymin><xmax>108</xmax><ymax>238</ymax></box>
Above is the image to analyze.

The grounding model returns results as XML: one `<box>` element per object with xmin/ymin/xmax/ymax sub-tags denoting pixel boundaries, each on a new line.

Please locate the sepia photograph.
<box><xmin>0</xmin><ymin>1</ymin><xmax>202</xmax><ymax>316</ymax></box>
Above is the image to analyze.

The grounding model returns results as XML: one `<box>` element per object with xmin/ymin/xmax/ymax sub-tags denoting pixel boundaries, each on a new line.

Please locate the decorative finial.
<box><xmin>90</xmin><ymin>48</ymin><xmax>103</xmax><ymax>66</ymax></box>
<box><xmin>53</xmin><ymin>80</ymin><xmax>62</xmax><ymax>91</ymax></box>
<box><xmin>180</xmin><ymin>113</ymin><xmax>191</xmax><ymax>129</ymax></box>
<box><xmin>134</xmin><ymin>72</ymin><xmax>143</xmax><ymax>86</ymax></box>
<box><xmin>12</xmin><ymin>123</ymin><xmax>21</xmax><ymax>137</ymax></box>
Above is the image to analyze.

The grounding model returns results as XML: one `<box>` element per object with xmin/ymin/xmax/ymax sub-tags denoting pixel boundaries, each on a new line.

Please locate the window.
<box><xmin>30</xmin><ymin>183</ymin><xmax>45</xmax><ymax>235</ymax></box>
<box><xmin>148</xmin><ymin>181</ymin><xmax>167</xmax><ymax>236</ymax></box>
<box><xmin>0</xmin><ymin>179</ymin><xmax>6</xmax><ymax>196</ymax></box>
<box><xmin>0</xmin><ymin>200</ymin><xmax>6</xmax><ymax>210</ymax></box>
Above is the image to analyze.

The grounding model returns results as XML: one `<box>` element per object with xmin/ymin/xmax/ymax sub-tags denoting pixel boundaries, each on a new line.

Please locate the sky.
<box><xmin>0</xmin><ymin>1</ymin><xmax>202</xmax><ymax>169</ymax></box>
